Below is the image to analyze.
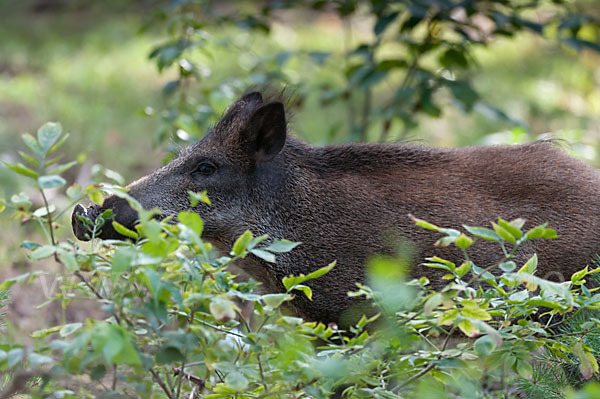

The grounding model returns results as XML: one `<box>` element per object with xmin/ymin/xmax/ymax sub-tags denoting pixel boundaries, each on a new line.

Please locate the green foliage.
<box><xmin>3</xmin><ymin>124</ymin><xmax>600</xmax><ymax>398</ymax></box>
<box><xmin>143</xmin><ymin>0</ymin><xmax>600</xmax><ymax>149</ymax></box>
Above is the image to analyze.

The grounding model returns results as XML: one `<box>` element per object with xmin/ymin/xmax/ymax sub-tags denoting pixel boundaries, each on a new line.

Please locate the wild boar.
<box><xmin>72</xmin><ymin>91</ymin><xmax>600</xmax><ymax>324</ymax></box>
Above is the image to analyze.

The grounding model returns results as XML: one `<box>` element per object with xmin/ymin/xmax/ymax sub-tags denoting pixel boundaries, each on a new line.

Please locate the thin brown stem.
<box><xmin>151</xmin><ymin>369</ymin><xmax>174</xmax><ymax>399</ymax></box>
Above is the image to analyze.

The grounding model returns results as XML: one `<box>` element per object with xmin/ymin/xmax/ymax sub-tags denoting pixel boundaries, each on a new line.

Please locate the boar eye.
<box><xmin>191</xmin><ymin>161</ymin><xmax>217</xmax><ymax>178</ymax></box>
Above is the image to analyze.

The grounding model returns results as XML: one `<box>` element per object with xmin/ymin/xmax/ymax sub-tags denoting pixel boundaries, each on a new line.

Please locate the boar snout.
<box><xmin>71</xmin><ymin>196</ymin><xmax>139</xmax><ymax>241</ymax></box>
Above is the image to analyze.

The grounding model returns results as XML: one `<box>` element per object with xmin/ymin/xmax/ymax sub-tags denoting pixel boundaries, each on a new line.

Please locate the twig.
<box><xmin>151</xmin><ymin>368</ymin><xmax>174</xmax><ymax>399</ymax></box>
<box><xmin>172</xmin><ymin>367</ymin><xmax>205</xmax><ymax>388</ymax></box>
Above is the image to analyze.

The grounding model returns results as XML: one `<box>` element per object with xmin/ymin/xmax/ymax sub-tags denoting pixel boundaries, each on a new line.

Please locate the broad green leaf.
<box><xmin>32</xmin><ymin>204</ymin><xmax>56</xmax><ymax>218</ymax></box>
<box><xmin>458</xmin><ymin>319</ymin><xmax>479</xmax><ymax>337</ymax></box>
<box><xmin>410</xmin><ymin>215</ymin><xmax>439</xmax><ymax>231</ymax></box>
<box><xmin>4</xmin><ymin>162</ymin><xmax>39</xmax><ymax>179</ymax></box>
<box><xmin>38</xmin><ymin>175</ymin><xmax>66</xmax><ymax>189</ymax></box>
<box><xmin>572</xmin><ymin>266</ymin><xmax>589</xmax><ymax>283</ymax></box>
<box><xmin>188</xmin><ymin>190</ymin><xmax>211</xmax><ymax>206</ymax></box>
<box><xmin>514</xmin><ymin>359</ymin><xmax>533</xmax><ymax>379</ymax></box>
<box><xmin>22</xmin><ymin>133</ymin><xmax>43</xmax><ymax>157</ymax></box>
<box><xmin>49</xmin><ymin>161</ymin><xmax>77</xmax><ymax>175</ymax></box>
<box><xmin>177</xmin><ymin>211</ymin><xmax>203</xmax><ymax>236</ymax></box>
<box><xmin>232</xmin><ymin>230</ymin><xmax>253</xmax><ymax>257</ymax></box>
<box><xmin>424</xmin><ymin>293</ymin><xmax>442</xmax><ymax>315</ymax></box>
<box><xmin>112</xmin><ymin>221</ymin><xmax>139</xmax><ymax>239</ymax></box>
<box><xmin>209</xmin><ymin>297</ymin><xmax>237</xmax><ymax>322</ymax></box>
<box><xmin>463</xmin><ymin>225</ymin><xmax>501</xmax><ymax>241</ymax></box>
<box><xmin>30</xmin><ymin>245</ymin><xmax>56</xmax><ymax>260</ymax></box>
<box><xmin>499</xmin><ymin>261</ymin><xmax>517</xmax><ymax>272</ymax></box>
<box><xmin>60</xmin><ymin>323</ymin><xmax>83</xmax><ymax>337</ymax></box>
<box><xmin>455</xmin><ymin>233</ymin><xmax>474</xmax><ymax>249</ymax></box>
<box><xmin>48</xmin><ymin>132</ymin><xmax>70</xmax><ymax>154</ymax></box>
<box><xmin>37</xmin><ymin>122</ymin><xmax>62</xmax><ymax>153</ymax></box>
<box><xmin>572</xmin><ymin>342</ymin><xmax>599</xmax><ymax>379</ymax></box>
<box><xmin>525</xmin><ymin>223</ymin><xmax>557</xmax><ymax>239</ymax></box>
<box><xmin>262</xmin><ymin>293</ymin><xmax>291</xmax><ymax>308</ymax></box>
<box><xmin>58</xmin><ymin>249</ymin><xmax>79</xmax><ymax>272</ymax></box>
<box><xmin>461</xmin><ymin>306</ymin><xmax>492</xmax><ymax>321</ymax></box>
<box><xmin>29</xmin><ymin>353</ymin><xmax>53</xmax><ymax>368</ymax></box>
<box><xmin>265</xmin><ymin>239</ymin><xmax>301</xmax><ymax>253</ymax></box>
<box><xmin>225</xmin><ymin>371</ymin><xmax>249</xmax><ymax>392</ymax></box>
<box><xmin>518</xmin><ymin>254</ymin><xmax>538</xmax><ymax>274</ymax></box>
<box><xmin>492</xmin><ymin>222</ymin><xmax>516</xmax><ymax>244</ymax></box>
<box><xmin>250</xmin><ymin>248</ymin><xmax>276</xmax><ymax>263</ymax></box>
<box><xmin>7</xmin><ymin>348</ymin><xmax>24</xmax><ymax>369</ymax></box>
<box><xmin>293</xmin><ymin>284</ymin><xmax>313</xmax><ymax>300</ymax></box>
<box><xmin>111</xmin><ymin>247</ymin><xmax>136</xmax><ymax>277</ymax></box>
<box><xmin>304</xmin><ymin>261</ymin><xmax>336</xmax><ymax>282</ymax></box>
<box><xmin>498</xmin><ymin>217</ymin><xmax>523</xmax><ymax>239</ymax></box>
<box><xmin>31</xmin><ymin>325</ymin><xmax>61</xmax><ymax>338</ymax></box>
<box><xmin>455</xmin><ymin>261</ymin><xmax>471</xmax><ymax>278</ymax></box>
<box><xmin>474</xmin><ymin>335</ymin><xmax>496</xmax><ymax>356</ymax></box>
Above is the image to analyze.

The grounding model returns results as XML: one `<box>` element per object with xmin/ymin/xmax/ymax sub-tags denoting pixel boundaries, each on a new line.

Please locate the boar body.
<box><xmin>73</xmin><ymin>92</ymin><xmax>600</xmax><ymax>324</ymax></box>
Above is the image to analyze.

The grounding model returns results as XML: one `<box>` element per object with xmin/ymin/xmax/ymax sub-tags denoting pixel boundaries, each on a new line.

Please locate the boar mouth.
<box><xmin>71</xmin><ymin>198</ymin><xmax>140</xmax><ymax>241</ymax></box>
<box><xmin>72</xmin><ymin>204</ymin><xmax>100</xmax><ymax>241</ymax></box>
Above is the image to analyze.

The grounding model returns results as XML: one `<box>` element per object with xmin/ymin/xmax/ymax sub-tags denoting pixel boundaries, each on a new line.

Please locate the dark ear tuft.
<box><xmin>221</xmin><ymin>92</ymin><xmax>264</xmax><ymax>125</ymax></box>
<box><xmin>241</xmin><ymin>91</ymin><xmax>263</xmax><ymax>105</ymax></box>
<box><xmin>246</xmin><ymin>102</ymin><xmax>287</xmax><ymax>163</ymax></box>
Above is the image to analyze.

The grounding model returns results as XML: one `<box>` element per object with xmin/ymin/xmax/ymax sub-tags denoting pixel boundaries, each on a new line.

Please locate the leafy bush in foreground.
<box><xmin>2</xmin><ymin>123</ymin><xmax>600</xmax><ymax>398</ymax></box>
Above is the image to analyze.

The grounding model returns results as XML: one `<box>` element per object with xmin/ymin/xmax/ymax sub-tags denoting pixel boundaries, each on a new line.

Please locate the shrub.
<box><xmin>2</xmin><ymin>123</ymin><xmax>600</xmax><ymax>398</ymax></box>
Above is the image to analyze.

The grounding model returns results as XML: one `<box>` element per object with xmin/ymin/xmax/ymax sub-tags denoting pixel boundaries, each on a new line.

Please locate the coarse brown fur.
<box><xmin>72</xmin><ymin>92</ymin><xmax>600</xmax><ymax>325</ymax></box>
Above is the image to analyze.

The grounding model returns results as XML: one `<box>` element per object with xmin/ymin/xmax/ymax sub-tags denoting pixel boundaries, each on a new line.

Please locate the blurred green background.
<box><xmin>0</xmin><ymin>0</ymin><xmax>599</xmax><ymax>279</ymax></box>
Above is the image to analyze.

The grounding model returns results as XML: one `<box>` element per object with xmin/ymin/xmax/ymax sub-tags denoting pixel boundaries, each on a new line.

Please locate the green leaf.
<box><xmin>305</xmin><ymin>261</ymin><xmax>336</xmax><ymax>281</ymax></box>
<box><xmin>518</xmin><ymin>254</ymin><xmax>538</xmax><ymax>274</ymax></box>
<box><xmin>498</xmin><ymin>217</ymin><xmax>523</xmax><ymax>239</ymax></box>
<box><xmin>58</xmin><ymin>249</ymin><xmax>79</xmax><ymax>272</ymax></box>
<box><xmin>424</xmin><ymin>293</ymin><xmax>442</xmax><ymax>315</ymax></box>
<box><xmin>188</xmin><ymin>190</ymin><xmax>211</xmax><ymax>207</ymax></box>
<box><xmin>499</xmin><ymin>261</ymin><xmax>517</xmax><ymax>272</ymax></box>
<box><xmin>3</xmin><ymin>162</ymin><xmax>39</xmax><ymax>179</ymax></box>
<box><xmin>525</xmin><ymin>223</ymin><xmax>557</xmax><ymax>239</ymax></box>
<box><xmin>474</xmin><ymin>335</ymin><xmax>496</xmax><ymax>356</ymax></box>
<box><xmin>22</xmin><ymin>133</ymin><xmax>43</xmax><ymax>157</ymax></box>
<box><xmin>37</xmin><ymin>122</ymin><xmax>62</xmax><ymax>153</ymax></box>
<box><xmin>48</xmin><ymin>133</ymin><xmax>70</xmax><ymax>155</ymax></box>
<box><xmin>455</xmin><ymin>261</ymin><xmax>471</xmax><ymax>278</ymax></box>
<box><xmin>31</xmin><ymin>325</ymin><xmax>61</xmax><ymax>339</ymax></box>
<box><xmin>112</xmin><ymin>247</ymin><xmax>136</xmax><ymax>278</ymax></box>
<box><xmin>492</xmin><ymin>222</ymin><xmax>516</xmax><ymax>244</ymax></box>
<box><xmin>209</xmin><ymin>297</ymin><xmax>237</xmax><ymax>322</ymax></box>
<box><xmin>461</xmin><ymin>306</ymin><xmax>492</xmax><ymax>321</ymax></box>
<box><xmin>573</xmin><ymin>342</ymin><xmax>599</xmax><ymax>379</ymax></box>
<box><xmin>262</xmin><ymin>293</ymin><xmax>291</xmax><ymax>308</ymax></box>
<box><xmin>49</xmin><ymin>161</ymin><xmax>77</xmax><ymax>175</ymax></box>
<box><xmin>30</xmin><ymin>245</ymin><xmax>56</xmax><ymax>260</ymax></box>
<box><xmin>293</xmin><ymin>284</ymin><xmax>313</xmax><ymax>300</ymax></box>
<box><xmin>514</xmin><ymin>359</ymin><xmax>533</xmax><ymax>379</ymax></box>
<box><xmin>112</xmin><ymin>221</ymin><xmax>139</xmax><ymax>239</ymax></box>
<box><xmin>60</xmin><ymin>323</ymin><xmax>83</xmax><ymax>337</ymax></box>
<box><xmin>410</xmin><ymin>215</ymin><xmax>439</xmax><ymax>231</ymax></box>
<box><xmin>572</xmin><ymin>266</ymin><xmax>589</xmax><ymax>283</ymax></box>
<box><xmin>455</xmin><ymin>233</ymin><xmax>474</xmax><ymax>249</ymax></box>
<box><xmin>250</xmin><ymin>248</ymin><xmax>276</xmax><ymax>263</ymax></box>
<box><xmin>458</xmin><ymin>319</ymin><xmax>479</xmax><ymax>337</ymax></box>
<box><xmin>265</xmin><ymin>239</ymin><xmax>301</xmax><ymax>253</ymax></box>
<box><xmin>7</xmin><ymin>348</ymin><xmax>24</xmax><ymax>369</ymax></box>
<box><xmin>225</xmin><ymin>371</ymin><xmax>249</xmax><ymax>392</ymax></box>
<box><xmin>19</xmin><ymin>149</ymin><xmax>40</xmax><ymax>165</ymax></box>
<box><xmin>177</xmin><ymin>211</ymin><xmax>203</xmax><ymax>236</ymax></box>
<box><xmin>38</xmin><ymin>175</ymin><xmax>66</xmax><ymax>189</ymax></box>
<box><xmin>463</xmin><ymin>225</ymin><xmax>501</xmax><ymax>241</ymax></box>
<box><xmin>232</xmin><ymin>230</ymin><xmax>253</xmax><ymax>257</ymax></box>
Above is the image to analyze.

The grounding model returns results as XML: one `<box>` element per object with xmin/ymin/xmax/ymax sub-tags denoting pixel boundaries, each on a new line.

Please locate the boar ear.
<box><xmin>246</xmin><ymin>101</ymin><xmax>286</xmax><ymax>163</ymax></box>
